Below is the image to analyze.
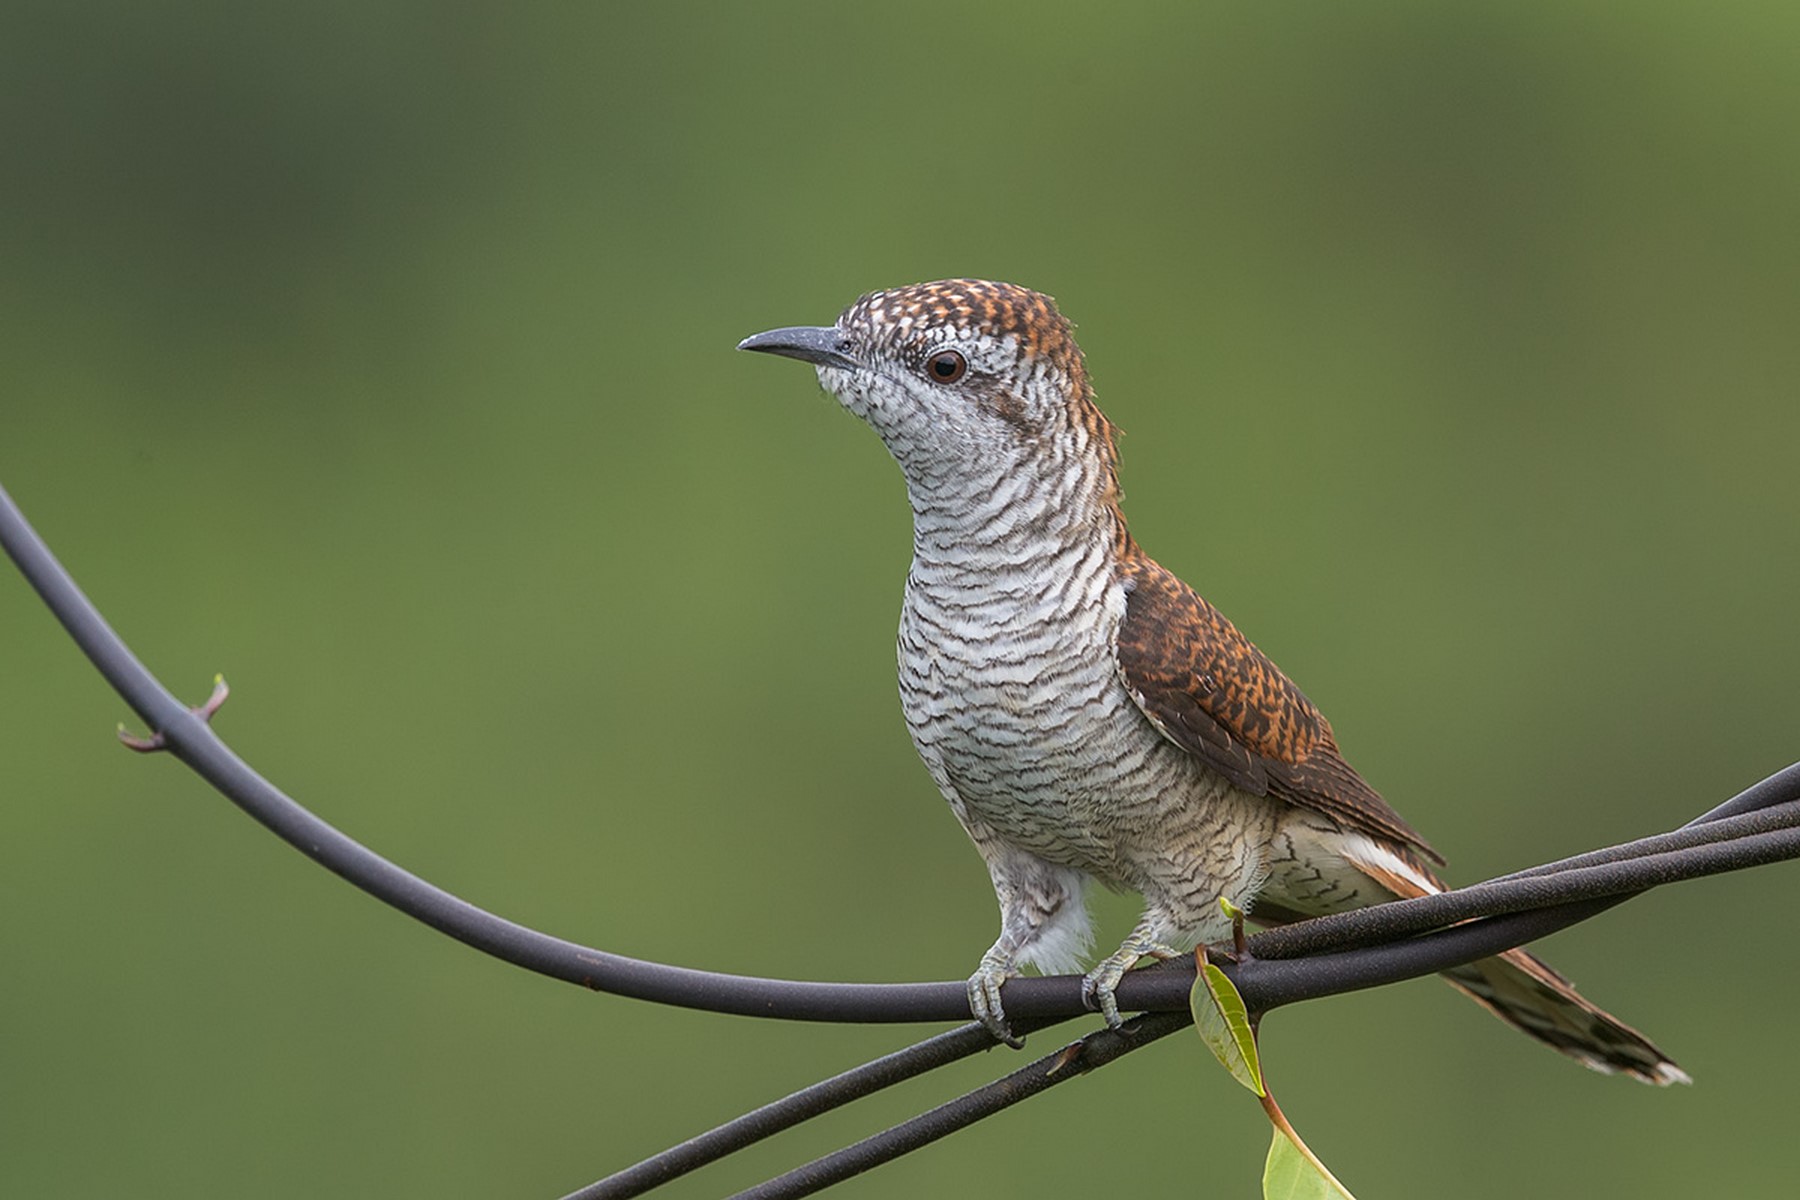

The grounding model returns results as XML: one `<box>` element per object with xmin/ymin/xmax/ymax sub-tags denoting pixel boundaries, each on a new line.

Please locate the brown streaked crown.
<box><xmin>843</xmin><ymin>279</ymin><xmax>1090</xmax><ymax>383</ymax></box>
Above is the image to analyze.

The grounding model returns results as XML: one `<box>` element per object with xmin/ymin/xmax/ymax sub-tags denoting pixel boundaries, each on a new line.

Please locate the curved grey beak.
<box><xmin>737</xmin><ymin>325</ymin><xmax>857</xmax><ymax>370</ymax></box>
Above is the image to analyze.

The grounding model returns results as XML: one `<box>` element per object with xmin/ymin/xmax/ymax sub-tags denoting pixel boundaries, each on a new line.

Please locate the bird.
<box><xmin>739</xmin><ymin>278</ymin><xmax>1686</xmax><ymax>1084</ymax></box>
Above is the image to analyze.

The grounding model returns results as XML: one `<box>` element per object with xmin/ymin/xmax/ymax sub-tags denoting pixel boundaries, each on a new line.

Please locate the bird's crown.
<box><xmin>840</xmin><ymin>279</ymin><xmax>1086</xmax><ymax>382</ymax></box>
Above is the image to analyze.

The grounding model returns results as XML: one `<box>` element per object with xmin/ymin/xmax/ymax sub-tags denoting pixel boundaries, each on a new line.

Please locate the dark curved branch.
<box><xmin>9</xmin><ymin>479</ymin><xmax>1800</xmax><ymax>1200</ymax></box>
<box><xmin>4</xmin><ymin>479</ymin><xmax>1798</xmax><ymax>1033</ymax></box>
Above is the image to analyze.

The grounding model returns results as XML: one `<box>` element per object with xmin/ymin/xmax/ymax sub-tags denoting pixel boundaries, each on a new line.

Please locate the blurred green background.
<box><xmin>3</xmin><ymin>3</ymin><xmax>1797</xmax><ymax>1196</ymax></box>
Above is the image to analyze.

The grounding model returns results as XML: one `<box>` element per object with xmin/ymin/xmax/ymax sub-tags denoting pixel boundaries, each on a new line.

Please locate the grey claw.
<box><xmin>968</xmin><ymin>958</ymin><xmax>1025</xmax><ymax>1049</ymax></box>
<box><xmin>1082</xmin><ymin>935</ymin><xmax>1182</xmax><ymax>1030</ymax></box>
<box><xmin>1080</xmin><ymin>970</ymin><xmax>1125</xmax><ymax>1029</ymax></box>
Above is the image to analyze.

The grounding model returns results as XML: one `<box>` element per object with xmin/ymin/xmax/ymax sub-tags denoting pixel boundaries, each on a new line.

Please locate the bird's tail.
<box><xmin>1326</xmin><ymin>832</ymin><xmax>1690</xmax><ymax>1085</ymax></box>
<box><xmin>1439</xmin><ymin>947</ymin><xmax>1689</xmax><ymax>1085</ymax></box>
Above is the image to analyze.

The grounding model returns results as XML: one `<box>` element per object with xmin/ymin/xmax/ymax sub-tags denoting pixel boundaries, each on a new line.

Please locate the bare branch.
<box><xmin>6</xmin><ymin>480</ymin><xmax>1795</xmax><ymax>1034</ymax></box>
<box><xmin>6</xmin><ymin>477</ymin><xmax>1799</xmax><ymax>1197</ymax></box>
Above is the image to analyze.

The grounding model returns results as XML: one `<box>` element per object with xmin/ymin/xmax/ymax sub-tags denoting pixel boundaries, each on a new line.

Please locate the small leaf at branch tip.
<box><xmin>1191</xmin><ymin>953</ymin><xmax>1264</xmax><ymax>1096</ymax></box>
<box><xmin>1219</xmin><ymin>896</ymin><xmax>1248</xmax><ymax>924</ymax></box>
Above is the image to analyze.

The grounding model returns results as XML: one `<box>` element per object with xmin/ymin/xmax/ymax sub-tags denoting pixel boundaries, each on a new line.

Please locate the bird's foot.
<box><xmin>967</xmin><ymin>951</ymin><xmax>1025</xmax><ymax>1049</ymax></box>
<box><xmin>1081</xmin><ymin>938</ymin><xmax>1182</xmax><ymax>1029</ymax></box>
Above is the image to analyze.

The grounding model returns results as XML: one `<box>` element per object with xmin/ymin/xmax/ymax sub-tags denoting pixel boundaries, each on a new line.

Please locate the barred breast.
<box><xmin>896</xmin><ymin>482</ymin><xmax>1278</xmax><ymax>938</ymax></box>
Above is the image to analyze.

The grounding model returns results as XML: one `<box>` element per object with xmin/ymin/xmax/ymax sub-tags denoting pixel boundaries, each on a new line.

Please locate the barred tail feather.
<box><xmin>1330</xmin><ymin>833</ymin><xmax>1689</xmax><ymax>1086</ymax></box>
<box><xmin>1441</xmin><ymin>949</ymin><xmax>1690</xmax><ymax>1086</ymax></box>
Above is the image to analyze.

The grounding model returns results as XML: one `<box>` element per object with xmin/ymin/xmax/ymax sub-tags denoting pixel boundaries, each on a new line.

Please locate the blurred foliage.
<box><xmin>3</xmin><ymin>3</ymin><xmax>1798</xmax><ymax>1197</ymax></box>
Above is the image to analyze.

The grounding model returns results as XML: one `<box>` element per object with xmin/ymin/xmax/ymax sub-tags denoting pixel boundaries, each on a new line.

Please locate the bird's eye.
<box><xmin>925</xmin><ymin>350</ymin><xmax>967</xmax><ymax>383</ymax></box>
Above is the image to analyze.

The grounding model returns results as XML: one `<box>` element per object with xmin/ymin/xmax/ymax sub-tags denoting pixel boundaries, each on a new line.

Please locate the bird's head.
<box><xmin>740</xmin><ymin>280</ymin><xmax>1117</xmax><ymax>482</ymax></box>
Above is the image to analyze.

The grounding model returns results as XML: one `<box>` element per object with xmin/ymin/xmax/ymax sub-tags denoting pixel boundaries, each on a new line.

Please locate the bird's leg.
<box><xmin>967</xmin><ymin>854</ymin><xmax>1091</xmax><ymax>1049</ymax></box>
<box><xmin>1082</xmin><ymin>917</ymin><xmax>1183</xmax><ymax>1029</ymax></box>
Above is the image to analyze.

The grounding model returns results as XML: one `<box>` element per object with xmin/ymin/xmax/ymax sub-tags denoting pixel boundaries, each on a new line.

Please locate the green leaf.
<box><xmin>1263</xmin><ymin>1122</ymin><xmax>1357</xmax><ymax>1199</ymax></box>
<box><xmin>1190</xmin><ymin>956</ymin><xmax>1264</xmax><ymax>1095</ymax></box>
